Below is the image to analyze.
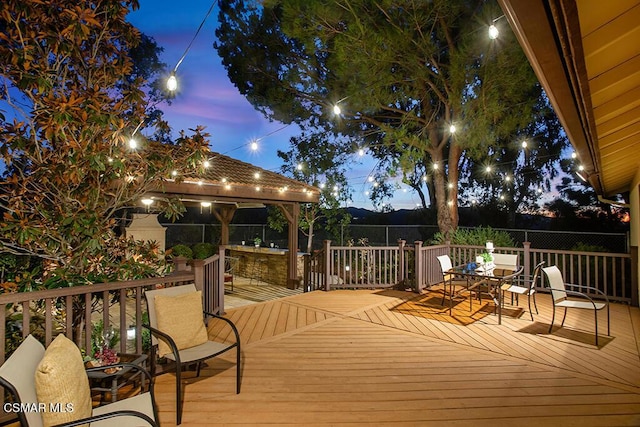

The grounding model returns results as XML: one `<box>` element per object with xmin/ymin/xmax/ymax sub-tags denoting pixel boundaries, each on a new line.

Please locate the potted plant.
<box><xmin>254</xmin><ymin>237</ymin><xmax>262</xmax><ymax>247</ymax></box>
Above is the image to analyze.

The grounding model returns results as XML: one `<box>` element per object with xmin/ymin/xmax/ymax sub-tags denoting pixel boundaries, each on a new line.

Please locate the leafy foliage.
<box><xmin>192</xmin><ymin>242</ymin><xmax>217</xmax><ymax>259</ymax></box>
<box><xmin>168</xmin><ymin>244</ymin><xmax>193</xmax><ymax>259</ymax></box>
<box><xmin>0</xmin><ymin>0</ymin><xmax>209</xmax><ymax>288</ymax></box>
<box><xmin>430</xmin><ymin>226</ymin><xmax>514</xmax><ymax>247</ymax></box>
<box><xmin>215</xmin><ymin>0</ymin><xmax>566</xmax><ymax>238</ymax></box>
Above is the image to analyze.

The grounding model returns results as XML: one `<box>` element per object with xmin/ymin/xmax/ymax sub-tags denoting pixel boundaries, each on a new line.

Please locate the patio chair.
<box><xmin>542</xmin><ymin>265</ymin><xmax>610</xmax><ymax>345</ymax></box>
<box><xmin>144</xmin><ymin>284</ymin><xmax>241</xmax><ymax>425</ymax></box>
<box><xmin>224</xmin><ymin>256</ymin><xmax>240</xmax><ymax>291</ymax></box>
<box><xmin>436</xmin><ymin>254</ymin><xmax>468</xmax><ymax>304</ymax></box>
<box><xmin>501</xmin><ymin>260</ymin><xmax>544</xmax><ymax>321</ymax></box>
<box><xmin>0</xmin><ymin>334</ymin><xmax>157</xmax><ymax>427</ymax></box>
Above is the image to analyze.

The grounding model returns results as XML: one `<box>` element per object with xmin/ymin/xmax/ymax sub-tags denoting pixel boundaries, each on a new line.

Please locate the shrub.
<box><xmin>430</xmin><ymin>226</ymin><xmax>515</xmax><ymax>247</ymax></box>
<box><xmin>192</xmin><ymin>242</ymin><xmax>217</xmax><ymax>259</ymax></box>
<box><xmin>169</xmin><ymin>244</ymin><xmax>193</xmax><ymax>259</ymax></box>
<box><xmin>571</xmin><ymin>242</ymin><xmax>608</xmax><ymax>253</ymax></box>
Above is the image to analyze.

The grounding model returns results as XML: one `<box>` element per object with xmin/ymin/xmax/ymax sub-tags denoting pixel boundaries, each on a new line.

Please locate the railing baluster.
<box><xmin>65</xmin><ymin>295</ymin><xmax>73</xmax><ymax>340</ymax></box>
<box><xmin>21</xmin><ymin>301</ymin><xmax>30</xmax><ymax>340</ymax></box>
<box><xmin>45</xmin><ymin>298</ymin><xmax>52</xmax><ymax>345</ymax></box>
<box><xmin>85</xmin><ymin>293</ymin><xmax>92</xmax><ymax>352</ymax></box>
<box><xmin>119</xmin><ymin>289</ymin><xmax>127</xmax><ymax>354</ymax></box>
<box><xmin>102</xmin><ymin>290</ymin><xmax>109</xmax><ymax>333</ymax></box>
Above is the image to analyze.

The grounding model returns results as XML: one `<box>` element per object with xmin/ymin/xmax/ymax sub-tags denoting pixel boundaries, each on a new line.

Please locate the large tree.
<box><xmin>0</xmin><ymin>0</ymin><xmax>209</xmax><ymax>285</ymax></box>
<box><xmin>215</xmin><ymin>0</ymin><xmax>564</xmax><ymax>237</ymax></box>
<box><xmin>268</xmin><ymin>128</ymin><xmax>352</xmax><ymax>252</ymax></box>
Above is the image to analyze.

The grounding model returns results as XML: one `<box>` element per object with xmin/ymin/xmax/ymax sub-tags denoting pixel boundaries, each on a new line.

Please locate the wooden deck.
<box><xmin>152</xmin><ymin>287</ymin><xmax>640</xmax><ymax>426</ymax></box>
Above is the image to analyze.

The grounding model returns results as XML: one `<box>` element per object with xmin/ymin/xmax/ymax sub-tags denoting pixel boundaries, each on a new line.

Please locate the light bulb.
<box><xmin>250</xmin><ymin>141</ymin><xmax>259</xmax><ymax>151</ymax></box>
<box><xmin>201</xmin><ymin>201</ymin><xmax>211</xmax><ymax>207</ymax></box>
<box><xmin>333</xmin><ymin>104</ymin><xmax>341</xmax><ymax>115</ymax></box>
<box><xmin>203</xmin><ymin>160</ymin><xmax>210</xmax><ymax>168</ymax></box>
<box><xmin>449</xmin><ymin>124</ymin><xmax>456</xmax><ymax>133</ymax></box>
<box><xmin>141</xmin><ymin>198</ymin><xmax>153</xmax><ymax>206</ymax></box>
<box><xmin>128</xmin><ymin>138</ymin><xmax>137</xmax><ymax>149</ymax></box>
<box><xmin>488</xmin><ymin>24</ymin><xmax>499</xmax><ymax>39</ymax></box>
<box><xmin>167</xmin><ymin>74</ymin><xmax>177</xmax><ymax>91</ymax></box>
<box><xmin>358</xmin><ymin>148</ymin><xmax>365</xmax><ymax>156</ymax></box>
<box><xmin>521</xmin><ymin>140</ymin><xmax>528</xmax><ymax>148</ymax></box>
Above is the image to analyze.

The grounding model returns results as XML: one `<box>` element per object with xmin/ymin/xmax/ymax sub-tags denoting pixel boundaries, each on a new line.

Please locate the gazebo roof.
<box><xmin>147</xmin><ymin>150</ymin><xmax>320</xmax><ymax>206</ymax></box>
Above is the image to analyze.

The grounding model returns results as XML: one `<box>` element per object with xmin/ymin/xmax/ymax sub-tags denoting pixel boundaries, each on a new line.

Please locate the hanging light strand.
<box><xmin>168</xmin><ymin>0</ymin><xmax>218</xmax><ymax>90</ymax></box>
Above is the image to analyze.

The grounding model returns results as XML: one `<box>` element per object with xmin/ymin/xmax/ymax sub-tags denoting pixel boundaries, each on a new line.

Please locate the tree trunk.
<box><xmin>306</xmin><ymin>220</ymin><xmax>314</xmax><ymax>254</ymax></box>
<box><xmin>448</xmin><ymin>142</ymin><xmax>463</xmax><ymax>231</ymax></box>
<box><xmin>430</xmin><ymin>149</ymin><xmax>453</xmax><ymax>239</ymax></box>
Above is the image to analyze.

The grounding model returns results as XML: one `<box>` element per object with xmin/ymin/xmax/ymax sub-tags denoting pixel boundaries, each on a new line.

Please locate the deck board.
<box><xmin>153</xmin><ymin>288</ymin><xmax>640</xmax><ymax>426</ymax></box>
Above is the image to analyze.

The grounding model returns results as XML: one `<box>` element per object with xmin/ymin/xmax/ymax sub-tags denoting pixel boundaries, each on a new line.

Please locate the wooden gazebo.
<box><xmin>145</xmin><ymin>150</ymin><xmax>320</xmax><ymax>289</ymax></box>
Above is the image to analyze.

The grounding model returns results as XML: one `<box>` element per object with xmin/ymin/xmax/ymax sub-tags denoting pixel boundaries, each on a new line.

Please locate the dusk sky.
<box><xmin>127</xmin><ymin>0</ymin><xmax>419</xmax><ymax>210</ymax></box>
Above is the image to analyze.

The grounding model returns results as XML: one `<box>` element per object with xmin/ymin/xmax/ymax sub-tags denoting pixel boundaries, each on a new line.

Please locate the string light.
<box><xmin>253</xmin><ymin>172</ymin><xmax>261</xmax><ymax>179</ymax></box>
<box><xmin>488</xmin><ymin>15</ymin><xmax>504</xmax><ymax>40</ymax></box>
<box><xmin>128</xmin><ymin>138</ymin><xmax>138</xmax><ymax>150</ymax></box>
<box><xmin>250</xmin><ymin>140</ymin><xmax>259</xmax><ymax>151</ymax></box>
<box><xmin>333</xmin><ymin>104</ymin><xmax>342</xmax><ymax>115</ymax></box>
<box><xmin>166</xmin><ymin>1</ymin><xmax>218</xmax><ymax>91</ymax></box>
<box><xmin>488</xmin><ymin>24</ymin><xmax>499</xmax><ymax>39</ymax></box>
<box><xmin>203</xmin><ymin>160</ymin><xmax>211</xmax><ymax>168</ymax></box>
<box><xmin>571</xmin><ymin>151</ymin><xmax>578</xmax><ymax>159</ymax></box>
<box><xmin>449</xmin><ymin>124</ymin><xmax>456</xmax><ymax>134</ymax></box>
<box><xmin>358</xmin><ymin>148</ymin><xmax>365</xmax><ymax>156</ymax></box>
<box><xmin>521</xmin><ymin>140</ymin><xmax>528</xmax><ymax>148</ymax></box>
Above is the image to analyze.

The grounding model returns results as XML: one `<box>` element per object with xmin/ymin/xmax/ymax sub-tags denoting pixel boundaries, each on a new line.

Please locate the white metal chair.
<box><xmin>0</xmin><ymin>334</ymin><xmax>157</xmax><ymax>427</ymax></box>
<box><xmin>501</xmin><ymin>261</ymin><xmax>545</xmax><ymax>321</ymax></box>
<box><xmin>542</xmin><ymin>265</ymin><xmax>610</xmax><ymax>345</ymax></box>
<box><xmin>144</xmin><ymin>284</ymin><xmax>241</xmax><ymax>425</ymax></box>
<box><xmin>436</xmin><ymin>254</ymin><xmax>469</xmax><ymax>304</ymax></box>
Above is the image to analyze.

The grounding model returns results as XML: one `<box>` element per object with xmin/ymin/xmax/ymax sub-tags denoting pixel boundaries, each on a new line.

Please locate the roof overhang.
<box><xmin>498</xmin><ymin>0</ymin><xmax>640</xmax><ymax>197</ymax></box>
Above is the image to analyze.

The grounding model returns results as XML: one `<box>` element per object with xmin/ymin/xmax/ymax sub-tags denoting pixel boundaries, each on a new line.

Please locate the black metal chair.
<box><xmin>144</xmin><ymin>284</ymin><xmax>241</xmax><ymax>425</ymax></box>
<box><xmin>0</xmin><ymin>334</ymin><xmax>157</xmax><ymax>427</ymax></box>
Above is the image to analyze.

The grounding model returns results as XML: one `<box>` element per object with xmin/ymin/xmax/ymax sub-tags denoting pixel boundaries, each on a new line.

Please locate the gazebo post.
<box><xmin>212</xmin><ymin>205</ymin><xmax>237</xmax><ymax>245</ymax></box>
<box><xmin>278</xmin><ymin>203</ymin><xmax>301</xmax><ymax>289</ymax></box>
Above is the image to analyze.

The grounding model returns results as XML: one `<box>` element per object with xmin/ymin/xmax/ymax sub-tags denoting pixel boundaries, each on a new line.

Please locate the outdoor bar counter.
<box><xmin>227</xmin><ymin>245</ymin><xmax>305</xmax><ymax>288</ymax></box>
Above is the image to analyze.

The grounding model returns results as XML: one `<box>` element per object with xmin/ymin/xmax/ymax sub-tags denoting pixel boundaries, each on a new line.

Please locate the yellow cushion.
<box><xmin>35</xmin><ymin>334</ymin><xmax>92</xmax><ymax>427</ymax></box>
<box><xmin>155</xmin><ymin>290</ymin><xmax>208</xmax><ymax>357</ymax></box>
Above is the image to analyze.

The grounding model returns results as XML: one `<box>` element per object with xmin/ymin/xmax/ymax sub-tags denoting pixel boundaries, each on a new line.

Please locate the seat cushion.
<box><xmin>163</xmin><ymin>340</ymin><xmax>234</xmax><ymax>364</ymax></box>
<box><xmin>92</xmin><ymin>392</ymin><xmax>155</xmax><ymax>427</ymax></box>
<box><xmin>154</xmin><ymin>290</ymin><xmax>209</xmax><ymax>357</ymax></box>
<box><xmin>35</xmin><ymin>334</ymin><xmax>92</xmax><ymax>427</ymax></box>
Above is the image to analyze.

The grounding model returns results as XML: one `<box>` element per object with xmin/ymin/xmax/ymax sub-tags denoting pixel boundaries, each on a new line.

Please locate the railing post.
<box><xmin>398</xmin><ymin>239</ymin><xmax>406</xmax><ymax>287</ymax></box>
<box><xmin>323</xmin><ymin>240</ymin><xmax>331</xmax><ymax>291</ymax></box>
<box><xmin>218</xmin><ymin>246</ymin><xmax>226</xmax><ymax>314</ymax></box>
<box><xmin>523</xmin><ymin>242</ymin><xmax>531</xmax><ymax>282</ymax></box>
<box><xmin>192</xmin><ymin>259</ymin><xmax>204</xmax><ymax>292</ymax></box>
<box><xmin>414</xmin><ymin>241</ymin><xmax>423</xmax><ymax>292</ymax></box>
<box><xmin>173</xmin><ymin>256</ymin><xmax>189</xmax><ymax>272</ymax></box>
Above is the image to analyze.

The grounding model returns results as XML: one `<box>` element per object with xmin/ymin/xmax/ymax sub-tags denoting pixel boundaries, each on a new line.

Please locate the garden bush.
<box><xmin>169</xmin><ymin>244</ymin><xmax>193</xmax><ymax>259</ymax></box>
<box><xmin>430</xmin><ymin>226</ymin><xmax>515</xmax><ymax>247</ymax></box>
<box><xmin>192</xmin><ymin>242</ymin><xmax>217</xmax><ymax>259</ymax></box>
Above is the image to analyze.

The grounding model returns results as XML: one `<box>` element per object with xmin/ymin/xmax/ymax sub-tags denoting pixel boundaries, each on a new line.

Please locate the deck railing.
<box><xmin>305</xmin><ymin>240</ymin><xmax>635</xmax><ymax>305</ymax></box>
<box><xmin>0</xmin><ymin>251</ymin><xmax>225</xmax><ymax>364</ymax></box>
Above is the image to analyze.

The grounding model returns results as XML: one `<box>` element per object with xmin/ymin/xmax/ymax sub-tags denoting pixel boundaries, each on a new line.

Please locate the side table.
<box><xmin>87</xmin><ymin>353</ymin><xmax>148</xmax><ymax>404</ymax></box>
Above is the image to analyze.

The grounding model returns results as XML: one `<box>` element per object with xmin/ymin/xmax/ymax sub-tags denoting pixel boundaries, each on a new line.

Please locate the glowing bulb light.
<box><xmin>128</xmin><ymin>138</ymin><xmax>138</xmax><ymax>149</ymax></box>
<box><xmin>358</xmin><ymin>148</ymin><xmax>365</xmax><ymax>156</ymax></box>
<box><xmin>167</xmin><ymin>74</ymin><xmax>178</xmax><ymax>91</ymax></box>
<box><xmin>203</xmin><ymin>160</ymin><xmax>210</xmax><ymax>168</ymax></box>
<box><xmin>141</xmin><ymin>198</ymin><xmax>153</xmax><ymax>206</ymax></box>
<box><xmin>250</xmin><ymin>141</ymin><xmax>259</xmax><ymax>151</ymax></box>
<box><xmin>449</xmin><ymin>124</ymin><xmax>456</xmax><ymax>133</ymax></box>
<box><xmin>333</xmin><ymin>104</ymin><xmax>341</xmax><ymax>115</ymax></box>
<box><xmin>201</xmin><ymin>201</ymin><xmax>211</xmax><ymax>208</ymax></box>
<box><xmin>488</xmin><ymin>24</ymin><xmax>499</xmax><ymax>39</ymax></box>
<box><xmin>521</xmin><ymin>140</ymin><xmax>528</xmax><ymax>148</ymax></box>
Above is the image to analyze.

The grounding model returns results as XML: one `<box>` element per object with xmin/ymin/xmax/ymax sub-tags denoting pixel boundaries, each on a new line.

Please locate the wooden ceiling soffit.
<box><xmin>498</xmin><ymin>0</ymin><xmax>604</xmax><ymax>194</ymax></box>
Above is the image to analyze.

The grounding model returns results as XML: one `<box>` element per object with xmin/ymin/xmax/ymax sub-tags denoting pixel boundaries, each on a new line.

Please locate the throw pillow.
<box><xmin>154</xmin><ymin>290</ymin><xmax>208</xmax><ymax>357</ymax></box>
<box><xmin>35</xmin><ymin>334</ymin><xmax>92</xmax><ymax>427</ymax></box>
